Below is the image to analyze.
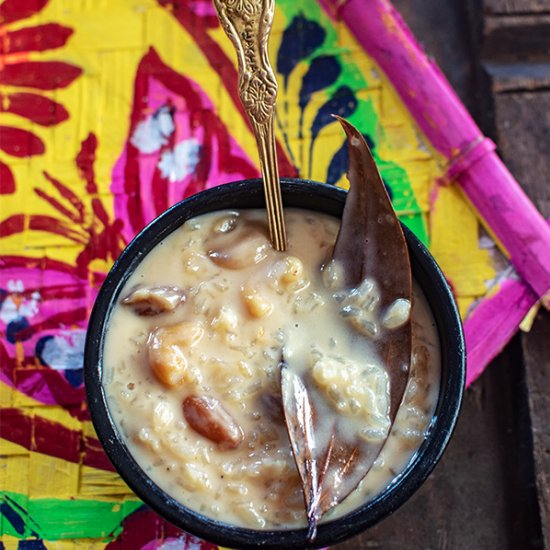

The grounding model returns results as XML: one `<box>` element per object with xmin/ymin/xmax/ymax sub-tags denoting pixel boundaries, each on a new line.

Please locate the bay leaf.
<box><xmin>332</xmin><ymin>116</ymin><xmax>412</xmax><ymax>420</ymax></box>
<box><xmin>281</xmin><ymin>117</ymin><xmax>412</xmax><ymax>540</ymax></box>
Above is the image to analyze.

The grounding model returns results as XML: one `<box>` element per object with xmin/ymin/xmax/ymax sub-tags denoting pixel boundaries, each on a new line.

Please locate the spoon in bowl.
<box><xmin>213</xmin><ymin>0</ymin><xmax>287</xmax><ymax>251</ymax></box>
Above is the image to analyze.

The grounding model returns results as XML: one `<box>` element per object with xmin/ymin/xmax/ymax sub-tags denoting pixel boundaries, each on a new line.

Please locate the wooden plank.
<box><xmin>492</xmin><ymin>48</ymin><xmax>550</xmax><ymax>544</ymax></box>
<box><xmin>494</xmin><ymin>87</ymin><xmax>550</xmax><ymax>549</ymax></box>
<box><xmin>483</xmin><ymin>15</ymin><xmax>550</xmax><ymax>60</ymax></box>
<box><xmin>484</xmin><ymin>0</ymin><xmax>550</xmax><ymax>14</ymax></box>
<box><xmin>485</xmin><ymin>62</ymin><xmax>550</xmax><ymax>92</ymax></box>
<box><xmin>522</xmin><ymin>312</ymin><xmax>550</xmax><ymax>548</ymax></box>
<box><xmin>493</xmin><ymin>92</ymin><xmax>550</xmax><ymax>216</ymax></box>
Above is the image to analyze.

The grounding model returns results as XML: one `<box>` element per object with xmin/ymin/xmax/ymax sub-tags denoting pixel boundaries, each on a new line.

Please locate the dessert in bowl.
<box><xmin>85</xmin><ymin>178</ymin><xmax>464</xmax><ymax>549</ymax></box>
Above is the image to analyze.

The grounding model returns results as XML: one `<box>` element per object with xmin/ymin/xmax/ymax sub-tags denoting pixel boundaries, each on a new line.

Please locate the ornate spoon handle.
<box><xmin>213</xmin><ymin>0</ymin><xmax>287</xmax><ymax>251</ymax></box>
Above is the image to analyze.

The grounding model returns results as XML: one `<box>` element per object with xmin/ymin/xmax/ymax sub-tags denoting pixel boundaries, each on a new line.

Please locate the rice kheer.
<box><xmin>102</xmin><ymin>208</ymin><xmax>440</xmax><ymax>529</ymax></box>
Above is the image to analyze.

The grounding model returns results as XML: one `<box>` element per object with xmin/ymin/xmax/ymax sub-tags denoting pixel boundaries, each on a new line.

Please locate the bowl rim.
<box><xmin>84</xmin><ymin>178</ymin><xmax>465</xmax><ymax>549</ymax></box>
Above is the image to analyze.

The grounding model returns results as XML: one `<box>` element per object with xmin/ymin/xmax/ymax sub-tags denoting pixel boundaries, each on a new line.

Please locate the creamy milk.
<box><xmin>102</xmin><ymin>208</ymin><xmax>440</xmax><ymax>529</ymax></box>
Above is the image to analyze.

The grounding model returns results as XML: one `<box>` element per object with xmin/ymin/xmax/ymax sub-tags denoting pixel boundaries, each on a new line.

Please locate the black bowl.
<box><xmin>85</xmin><ymin>178</ymin><xmax>465</xmax><ymax>549</ymax></box>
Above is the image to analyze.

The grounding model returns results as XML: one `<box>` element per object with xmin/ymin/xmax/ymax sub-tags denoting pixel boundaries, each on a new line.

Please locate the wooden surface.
<box><xmin>483</xmin><ymin>15</ymin><xmax>550</xmax><ymax>61</ymax></box>
<box><xmin>335</xmin><ymin>1</ymin><xmax>550</xmax><ymax>548</ymax></box>
<box><xmin>523</xmin><ymin>315</ymin><xmax>550</xmax><ymax>548</ymax></box>
<box><xmin>494</xmin><ymin>92</ymin><xmax>550</xmax><ymax>211</ymax></box>
<box><xmin>485</xmin><ymin>0</ymin><xmax>550</xmax><ymax>14</ymax></box>
<box><xmin>486</xmin><ymin>3</ymin><xmax>550</xmax><ymax>544</ymax></box>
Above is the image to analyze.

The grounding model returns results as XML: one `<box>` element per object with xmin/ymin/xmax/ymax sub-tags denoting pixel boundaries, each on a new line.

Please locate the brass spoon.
<box><xmin>213</xmin><ymin>0</ymin><xmax>287</xmax><ymax>251</ymax></box>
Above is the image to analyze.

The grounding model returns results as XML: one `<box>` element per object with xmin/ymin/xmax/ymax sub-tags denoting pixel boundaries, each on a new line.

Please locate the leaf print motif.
<box><xmin>0</xmin><ymin>0</ymin><xmax>49</xmax><ymax>25</ymax></box>
<box><xmin>276</xmin><ymin>14</ymin><xmax>326</xmax><ymax>90</ymax></box>
<box><xmin>308</xmin><ymin>86</ymin><xmax>358</xmax><ymax>177</ymax></box>
<box><xmin>298</xmin><ymin>55</ymin><xmax>342</xmax><ymax>139</ymax></box>
<box><xmin>0</xmin><ymin>93</ymin><xmax>69</xmax><ymax>127</ymax></box>
<box><xmin>0</xmin><ymin>1</ymin><xmax>81</xmax><ymax>192</ymax></box>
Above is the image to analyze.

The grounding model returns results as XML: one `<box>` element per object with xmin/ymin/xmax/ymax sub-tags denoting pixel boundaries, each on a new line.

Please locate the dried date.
<box><xmin>183</xmin><ymin>395</ymin><xmax>243</xmax><ymax>450</ymax></box>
